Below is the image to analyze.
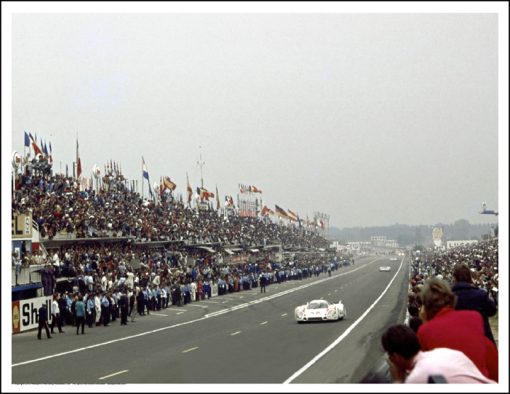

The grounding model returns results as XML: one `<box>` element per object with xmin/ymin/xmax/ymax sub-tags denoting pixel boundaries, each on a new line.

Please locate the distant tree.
<box><xmin>452</xmin><ymin>219</ymin><xmax>470</xmax><ymax>240</ymax></box>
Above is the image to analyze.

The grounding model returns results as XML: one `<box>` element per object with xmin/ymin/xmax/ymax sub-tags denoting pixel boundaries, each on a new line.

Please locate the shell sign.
<box><xmin>12</xmin><ymin>302</ymin><xmax>21</xmax><ymax>333</ymax></box>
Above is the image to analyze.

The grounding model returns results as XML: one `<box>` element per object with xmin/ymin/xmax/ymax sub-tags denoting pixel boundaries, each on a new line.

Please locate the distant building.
<box><xmin>446</xmin><ymin>240</ymin><xmax>478</xmax><ymax>249</ymax></box>
<box><xmin>370</xmin><ymin>236</ymin><xmax>398</xmax><ymax>249</ymax></box>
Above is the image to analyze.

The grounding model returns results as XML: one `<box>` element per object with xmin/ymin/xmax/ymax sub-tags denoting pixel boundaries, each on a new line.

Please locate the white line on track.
<box><xmin>182</xmin><ymin>347</ymin><xmax>199</xmax><ymax>353</ymax></box>
<box><xmin>12</xmin><ymin>258</ymin><xmax>383</xmax><ymax>368</ymax></box>
<box><xmin>150</xmin><ymin>313</ymin><xmax>168</xmax><ymax>317</ymax></box>
<box><xmin>176</xmin><ymin>312</ymin><xmax>184</xmax><ymax>315</ymax></box>
<box><xmin>230</xmin><ymin>331</ymin><xmax>241</xmax><ymax>336</ymax></box>
<box><xmin>259</xmin><ymin>321</ymin><xmax>268</xmax><ymax>325</ymax></box>
<box><xmin>99</xmin><ymin>369</ymin><xmax>128</xmax><ymax>380</ymax></box>
<box><xmin>281</xmin><ymin>313</ymin><xmax>288</xmax><ymax>317</ymax></box>
<box><xmin>283</xmin><ymin>257</ymin><xmax>405</xmax><ymax>384</ymax></box>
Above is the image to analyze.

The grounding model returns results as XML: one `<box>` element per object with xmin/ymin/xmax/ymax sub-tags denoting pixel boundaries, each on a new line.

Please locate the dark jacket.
<box><xmin>452</xmin><ymin>281</ymin><xmax>497</xmax><ymax>343</ymax></box>
<box><xmin>38</xmin><ymin>305</ymin><xmax>48</xmax><ymax>323</ymax></box>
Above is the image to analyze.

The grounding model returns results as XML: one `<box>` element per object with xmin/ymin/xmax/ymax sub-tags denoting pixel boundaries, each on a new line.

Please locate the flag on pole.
<box><xmin>142</xmin><ymin>156</ymin><xmax>150</xmax><ymax>181</ymax></box>
<box><xmin>287</xmin><ymin>209</ymin><xmax>299</xmax><ymax>221</ymax></box>
<box><xmin>216</xmin><ymin>186</ymin><xmax>220</xmax><ymax>210</ymax></box>
<box><xmin>186</xmin><ymin>173</ymin><xmax>192</xmax><ymax>204</ymax></box>
<box><xmin>163</xmin><ymin>176</ymin><xmax>177</xmax><ymax>191</ymax></box>
<box><xmin>275</xmin><ymin>204</ymin><xmax>289</xmax><ymax>219</ymax></box>
<box><xmin>260</xmin><ymin>205</ymin><xmax>273</xmax><ymax>217</ymax></box>
<box><xmin>30</xmin><ymin>134</ymin><xmax>43</xmax><ymax>157</ymax></box>
<box><xmin>24</xmin><ymin>131</ymin><xmax>30</xmax><ymax>147</ymax></box>
<box><xmin>76</xmin><ymin>139</ymin><xmax>82</xmax><ymax>178</ymax></box>
<box><xmin>225</xmin><ymin>195</ymin><xmax>234</xmax><ymax>208</ymax></box>
<box><xmin>197</xmin><ymin>187</ymin><xmax>214</xmax><ymax>201</ymax></box>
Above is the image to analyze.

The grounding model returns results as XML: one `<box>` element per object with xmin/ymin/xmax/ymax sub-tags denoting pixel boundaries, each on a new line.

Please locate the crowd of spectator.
<box><xmin>381</xmin><ymin>238</ymin><xmax>499</xmax><ymax>384</ymax></box>
<box><xmin>12</xmin><ymin>162</ymin><xmax>341</xmax><ymax>319</ymax></box>
<box><xmin>12</xmin><ymin>167</ymin><xmax>329</xmax><ymax>250</ymax></box>
<box><xmin>407</xmin><ymin>238</ymin><xmax>499</xmax><ymax>314</ymax></box>
<box><xmin>14</xmin><ymin>160</ymin><xmax>501</xmax><ymax>385</ymax></box>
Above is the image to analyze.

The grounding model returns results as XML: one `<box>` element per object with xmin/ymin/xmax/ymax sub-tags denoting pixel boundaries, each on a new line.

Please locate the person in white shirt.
<box><xmin>101</xmin><ymin>274</ymin><xmax>107</xmax><ymax>292</ymax></box>
<box><xmin>190</xmin><ymin>281</ymin><xmax>197</xmax><ymax>302</ymax></box>
<box><xmin>126</xmin><ymin>270</ymin><xmax>134</xmax><ymax>290</ymax></box>
<box><xmin>381</xmin><ymin>324</ymin><xmax>495</xmax><ymax>384</ymax></box>
<box><xmin>50</xmin><ymin>293</ymin><xmax>64</xmax><ymax>334</ymax></box>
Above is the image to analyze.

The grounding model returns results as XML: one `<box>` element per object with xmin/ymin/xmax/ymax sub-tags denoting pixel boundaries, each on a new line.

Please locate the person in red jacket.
<box><xmin>417</xmin><ymin>277</ymin><xmax>498</xmax><ymax>382</ymax></box>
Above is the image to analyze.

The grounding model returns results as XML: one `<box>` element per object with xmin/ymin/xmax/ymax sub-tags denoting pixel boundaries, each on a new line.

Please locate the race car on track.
<box><xmin>295</xmin><ymin>299</ymin><xmax>346</xmax><ymax>323</ymax></box>
<box><xmin>379</xmin><ymin>266</ymin><xmax>391</xmax><ymax>272</ymax></box>
<box><xmin>389</xmin><ymin>257</ymin><xmax>398</xmax><ymax>261</ymax></box>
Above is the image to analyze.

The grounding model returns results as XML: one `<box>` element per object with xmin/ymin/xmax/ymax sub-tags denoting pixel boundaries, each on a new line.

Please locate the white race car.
<box><xmin>295</xmin><ymin>299</ymin><xmax>346</xmax><ymax>323</ymax></box>
<box><xmin>379</xmin><ymin>266</ymin><xmax>391</xmax><ymax>272</ymax></box>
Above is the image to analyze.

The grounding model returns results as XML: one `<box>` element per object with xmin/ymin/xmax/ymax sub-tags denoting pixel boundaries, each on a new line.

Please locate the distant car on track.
<box><xmin>379</xmin><ymin>266</ymin><xmax>391</xmax><ymax>272</ymax></box>
<box><xmin>295</xmin><ymin>299</ymin><xmax>346</xmax><ymax>323</ymax></box>
<box><xmin>389</xmin><ymin>257</ymin><xmax>398</xmax><ymax>261</ymax></box>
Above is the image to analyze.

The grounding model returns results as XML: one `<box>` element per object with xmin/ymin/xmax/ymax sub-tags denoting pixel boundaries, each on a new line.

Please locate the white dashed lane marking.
<box><xmin>13</xmin><ymin>258</ymin><xmax>384</xmax><ymax>369</ymax></box>
<box><xmin>260</xmin><ymin>321</ymin><xmax>268</xmax><ymax>325</ymax></box>
<box><xmin>230</xmin><ymin>331</ymin><xmax>241</xmax><ymax>336</ymax></box>
<box><xmin>182</xmin><ymin>347</ymin><xmax>199</xmax><ymax>353</ymax></box>
<box><xmin>281</xmin><ymin>313</ymin><xmax>288</xmax><ymax>317</ymax></box>
<box><xmin>99</xmin><ymin>370</ymin><xmax>128</xmax><ymax>380</ymax></box>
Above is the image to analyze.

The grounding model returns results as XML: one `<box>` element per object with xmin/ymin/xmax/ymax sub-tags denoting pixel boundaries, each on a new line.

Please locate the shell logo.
<box><xmin>12</xmin><ymin>303</ymin><xmax>20</xmax><ymax>333</ymax></box>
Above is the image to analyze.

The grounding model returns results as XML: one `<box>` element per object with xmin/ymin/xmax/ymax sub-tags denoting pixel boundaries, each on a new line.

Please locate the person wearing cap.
<box><xmin>37</xmin><ymin>304</ymin><xmax>51</xmax><ymax>340</ymax></box>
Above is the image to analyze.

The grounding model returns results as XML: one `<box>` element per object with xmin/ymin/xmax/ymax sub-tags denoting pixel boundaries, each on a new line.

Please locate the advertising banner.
<box><xmin>12</xmin><ymin>213</ymin><xmax>33</xmax><ymax>239</ymax></box>
<box><xmin>432</xmin><ymin>226</ymin><xmax>443</xmax><ymax>248</ymax></box>
<box><xmin>12</xmin><ymin>296</ymin><xmax>52</xmax><ymax>334</ymax></box>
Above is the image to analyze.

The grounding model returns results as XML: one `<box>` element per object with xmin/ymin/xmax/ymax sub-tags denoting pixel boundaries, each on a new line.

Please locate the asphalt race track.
<box><xmin>12</xmin><ymin>255</ymin><xmax>409</xmax><ymax>384</ymax></box>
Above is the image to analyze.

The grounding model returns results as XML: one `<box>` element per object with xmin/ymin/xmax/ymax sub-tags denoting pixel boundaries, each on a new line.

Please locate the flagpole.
<box><xmin>23</xmin><ymin>135</ymin><xmax>26</xmax><ymax>174</ymax></box>
<box><xmin>141</xmin><ymin>158</ymin><xmax>144</xmax><ymax>199</ymax></box>
<box><xmin>12</xmin><ymin>166</ymin><xmax>16</xmax><ymax>201</ymax></box>
<box><xmin>197</xmin><ymin>145</ymin><xmax>205</xmax><ymax>188</ymax></box>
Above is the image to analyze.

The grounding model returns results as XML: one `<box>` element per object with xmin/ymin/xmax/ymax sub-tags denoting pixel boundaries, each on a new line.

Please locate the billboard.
<box><xmin>12</xmin><ymin>213</ymin><xmax>32</xmax><ymax>239</ymax></box>
<box><xmin>432</xmin><ymin>226</ymin><xmax>444</xmax><ymax>248</ymax></box>
<box><xmin>12</xmin><ymin>296</ymin><xmax>52</xmax><ymax>334</ymax></box>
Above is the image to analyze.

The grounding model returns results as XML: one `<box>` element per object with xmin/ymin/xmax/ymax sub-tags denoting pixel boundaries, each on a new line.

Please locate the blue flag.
<box><xmin>24</xmin><ymin>131</ymin><xmax>30</xmax><ymax>147</ymax></box>
<box><xmin>142</xmin><ymin>157</ymin><xmax>150</xmax><ymax>181</ymax></box>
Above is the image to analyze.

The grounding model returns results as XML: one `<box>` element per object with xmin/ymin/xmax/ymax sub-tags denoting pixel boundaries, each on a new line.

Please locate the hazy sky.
<box><xmin>6</xmin><ymin>6</ymin><xmax>507</xmax><ymax>229</ymax></box>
